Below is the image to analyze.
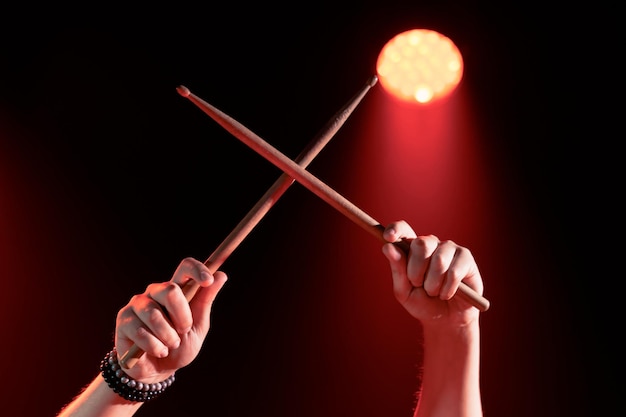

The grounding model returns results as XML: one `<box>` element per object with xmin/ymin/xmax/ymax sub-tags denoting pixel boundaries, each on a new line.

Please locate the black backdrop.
<box><xmin>0</xmin><ymin>2</ymin><xmax>612</xmax><ymax>416</ymax></box>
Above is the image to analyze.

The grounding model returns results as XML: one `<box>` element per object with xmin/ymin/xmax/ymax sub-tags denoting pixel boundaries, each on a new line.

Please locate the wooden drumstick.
<box><xmin>119</xmin><ymin>76</ymin><xmax>378</xmax><ymax>369</ymax></box>
<box><xmin>179</xmin><ymin>84</ymin><xmax>491</xmax><ymax>312</ymax></box>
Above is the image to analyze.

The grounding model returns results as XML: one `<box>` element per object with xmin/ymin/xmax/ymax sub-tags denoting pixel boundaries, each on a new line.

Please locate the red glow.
<box><xmin>376</xmin><ymin>29</ymin><xmax>464</xmax><ymax>105</ymax></box>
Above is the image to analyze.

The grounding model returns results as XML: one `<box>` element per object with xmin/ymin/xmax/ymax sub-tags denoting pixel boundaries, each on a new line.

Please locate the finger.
<box><xmin>116</xmin><ymin>290</ymin><xmax>178</xmax><ymax>357</ymax></box>
<box><xmin>189</xmin><ymin>270</ymin><xmax>228</xmax><ymax>335</ymax></box>
<box><xmin>406</xmin><ymin>235</ymin><xmax>439</xmax><ymax>289</ymax></box>
<box><xmin>382</xmin><ymin>242</ymin><xmax>414</xmax><ymax>303</ymax></box>
<box><xmin>383</xmin><ymin>220</ymin><xmax>417</xmax><ymax>243</ymax></box>
<box><xmin>147</xmin><ymin>281</ymin><xmax>193</xmax><ymax>343</ymax></box>
<box><xmin>154</xmin><ymin>258</ymin><xmax>216</xmax><ymax>335</ymax></box>
<box><xmin>420</xmin><ymin>239</ymin><xmax>459</xmax><ymax>298</ymax></box>
<box><xmin>439</xmin><ymin>245</ymin><xmax>483</xmax><ymax>300</ymax></box>
<box><xmin>171</xmin><ymin>257</ymin><xmax>215</xmax><ymax>288</ymax></box>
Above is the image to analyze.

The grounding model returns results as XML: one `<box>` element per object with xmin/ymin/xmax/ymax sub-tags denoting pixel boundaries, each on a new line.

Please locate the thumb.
<box><xmin>189</xmin><ymin>271</ymin><xmax>228</xmax><ymax>334</ymax></box>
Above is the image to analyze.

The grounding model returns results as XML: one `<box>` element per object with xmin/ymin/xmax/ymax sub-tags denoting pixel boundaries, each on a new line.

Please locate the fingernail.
<box><xmin>200</xmin><ymin>271</ymin><xmax>213</xmax><ymax>283</ymax></box>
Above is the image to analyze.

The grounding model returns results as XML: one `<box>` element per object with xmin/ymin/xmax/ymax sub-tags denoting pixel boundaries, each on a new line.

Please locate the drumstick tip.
<box><xmin>177</xmin><ymin>85</ymin><xmax>191</xmax><ymax>97</ymax></box>
<box><xmin>368</xmin><ymin>75</ymin><xmax>378</xmax><ymax>87</ymax></box>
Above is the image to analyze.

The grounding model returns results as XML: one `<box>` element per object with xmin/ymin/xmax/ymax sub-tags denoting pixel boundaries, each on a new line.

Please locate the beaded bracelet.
<box><xmin>100</xmin><ymin>347</ymin><xmax>176</xmax><ymax>402</ymax></box>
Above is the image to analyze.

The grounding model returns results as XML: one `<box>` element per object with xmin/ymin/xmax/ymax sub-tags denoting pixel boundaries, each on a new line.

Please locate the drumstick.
<box><xmin>118</xmin><ymin>76</ymin><xmax>378</xmax><ymax>369</ymax></box>
<box><xmin>178</xmin><ymin>84</ymin><xmax>491</xmax><ymax>312</ymax></box>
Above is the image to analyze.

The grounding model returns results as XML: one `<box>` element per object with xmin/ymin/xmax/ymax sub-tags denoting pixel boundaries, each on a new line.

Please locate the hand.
<box><xmin>382</xmin><ymin>221</ymin><xmax>483</xmax><ymax>328</ymax></box>
<box><xmin>114</xmin><ymin>257</ymin><xmax>228</xmax><ymax>382</ymax></box>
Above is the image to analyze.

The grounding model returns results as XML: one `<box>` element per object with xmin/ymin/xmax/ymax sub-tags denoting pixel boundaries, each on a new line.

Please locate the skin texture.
<box><xmin>58</xmin><ymin>221</ymin><xmax>483</xmax><ymax>417</ymax></box>
<box><xmin>58</xmin><ymin>258</ymin><xmax>228</xmax><ymax>417</ymax></box>
<box><xmin>382</xmin><ymin>221</ymin><xmax>483</xmax><ymax>417</ymax></box>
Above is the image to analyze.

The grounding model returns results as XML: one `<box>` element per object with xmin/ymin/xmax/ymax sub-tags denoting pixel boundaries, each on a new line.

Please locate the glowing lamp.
<box><xmin>376</xmin><ymin>29</ymin><xmax>463</xmax><ymax>105</ymax></box>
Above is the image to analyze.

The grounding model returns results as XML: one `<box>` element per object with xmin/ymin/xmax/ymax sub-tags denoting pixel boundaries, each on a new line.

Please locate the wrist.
<box><xmin>100</xmin><ymin>348</ymin><xmax>176</xmax><ymax>402</ymax></box>
<box><xmin>421</xmin><ymin>317</ymin><xmax>480</xmax><ymax>344</ymax></box>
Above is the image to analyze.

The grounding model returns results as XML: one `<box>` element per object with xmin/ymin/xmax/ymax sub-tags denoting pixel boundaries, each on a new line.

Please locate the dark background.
<box><xmin>0</xmin><ymin>2</ymin><xmax>612</xmax><ymax>416</ymax></box>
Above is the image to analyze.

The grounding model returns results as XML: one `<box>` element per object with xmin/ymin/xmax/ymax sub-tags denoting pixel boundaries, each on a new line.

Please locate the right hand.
<box><xmin>381</xmin><ymin>220</ymin><xmax>483</xmax><ymax>328</ymax></box>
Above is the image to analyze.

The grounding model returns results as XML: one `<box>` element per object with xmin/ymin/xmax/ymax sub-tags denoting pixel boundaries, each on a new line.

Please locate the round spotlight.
<box><xmin>376</xmin><ymin>29</ymin><xmax>463</xmax><ymax>105</ymax></box>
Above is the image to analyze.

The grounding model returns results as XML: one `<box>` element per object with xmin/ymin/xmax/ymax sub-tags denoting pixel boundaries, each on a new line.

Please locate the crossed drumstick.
<box><xmin>120</xmin><ymin>75</ymin><xmax>490</xmax><ymax>369</ymax></box>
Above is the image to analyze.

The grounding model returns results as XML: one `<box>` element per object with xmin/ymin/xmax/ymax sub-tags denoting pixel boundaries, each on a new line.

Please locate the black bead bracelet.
<box><xmin>100</xmin><ymin>348</ymin><xmax>175</xmax><ymax>402</ymax></box>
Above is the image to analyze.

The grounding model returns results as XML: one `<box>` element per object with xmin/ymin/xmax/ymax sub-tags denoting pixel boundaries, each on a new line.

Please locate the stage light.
<box><xmin>376</xmin><ymin>29</ymin><xmax>463</xmax><ymax>105</ymax></box>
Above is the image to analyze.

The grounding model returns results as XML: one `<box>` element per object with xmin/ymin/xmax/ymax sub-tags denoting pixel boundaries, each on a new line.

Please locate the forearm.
<box><xmin>414</xmin><ymin>319</ymin><xmax>482</xmax><ymax>417</ymax></box>
<box><xmin>57</xmin><ymin>374</ymin><xmax>144</xmax><ymax>417</ymax></box>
